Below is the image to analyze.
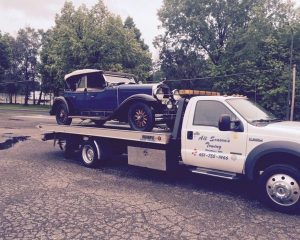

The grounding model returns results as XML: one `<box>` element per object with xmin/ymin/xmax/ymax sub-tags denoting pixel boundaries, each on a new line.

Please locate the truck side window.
<box><xmin>193</xmin><ymin>100</ymin><xmax>237</xmax><ymax>127</ymax></box>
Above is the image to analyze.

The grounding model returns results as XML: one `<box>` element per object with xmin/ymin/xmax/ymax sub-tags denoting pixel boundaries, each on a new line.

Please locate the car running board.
<box><xmin>69</xmin><ymin>116</ymin><xmax>107</xmax><ymax>120</ymax></box>
<box><xmin>189</xmin><ymin>167</ymin><xmax>239</xmax><ymax>180</ymax></box>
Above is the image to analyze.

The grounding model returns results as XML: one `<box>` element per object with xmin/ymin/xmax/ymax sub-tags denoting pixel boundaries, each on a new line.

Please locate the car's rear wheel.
<box><xmin>56</xmin><ymin>103</ymin><xmax>72</xmax><ymax>125</ymax></box>
<box><xmin>128</xmin><ymin>102</ymin><xmax>154</xmax><ymax>131</ymax></box>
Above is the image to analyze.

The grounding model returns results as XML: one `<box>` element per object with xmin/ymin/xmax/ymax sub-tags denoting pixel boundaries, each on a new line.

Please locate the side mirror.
<box><xmin>84</xmin><ymin>88</ymin><xmax>87</xmax><ymax>93</ymax></box>
<box><xmin>218</xmin><ymin>114</ymin><xmax>231</xmax><ymax>131</ymax></box>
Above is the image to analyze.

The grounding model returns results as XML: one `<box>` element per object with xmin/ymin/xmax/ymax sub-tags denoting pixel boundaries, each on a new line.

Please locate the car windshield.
<box><xmin>104</xmin><ymin>74</ymin><xmax>135</xmax><ymax>85</ymax></box>
<box><xmin>226</xmin><ymin>98</ymin><xmax>279</xmax><ymax>124</ymax></box>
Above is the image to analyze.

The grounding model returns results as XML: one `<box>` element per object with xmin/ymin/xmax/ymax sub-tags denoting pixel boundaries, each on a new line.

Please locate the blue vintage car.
<box><xmin>50</xmin><ymin>69</ymin><xmax>179</xmax><ymax>131</ymax></box>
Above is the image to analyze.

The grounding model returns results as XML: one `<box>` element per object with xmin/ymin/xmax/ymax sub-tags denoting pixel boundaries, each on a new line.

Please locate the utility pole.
<box><xmin>286</xmin><ymin>27</ymin><xmax>294</xmax><ymax>120</ymax></box>
<box><xmin>290</xmin><ymin>64</ymin><xmax>297</xmax><ymax>121</ymax></box>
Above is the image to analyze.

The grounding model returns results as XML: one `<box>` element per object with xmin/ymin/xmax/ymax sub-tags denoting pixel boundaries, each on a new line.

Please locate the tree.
<box><xmin>0</xmin><ymin>32</ymin><xmax>11</xmax><ymax>79</ymax></box>
<box><xmin>124</xmin><ymin>16</ymin><xmax>149</xmax><ymax>51</ymax></box>
<box><xmin>157</xmin><ymin>0</ymin><xmax>258</xmax><ymax>66</ymax></box>
<box><xmin>40</xmin><ymin>1</ymin><xmax>152</xmax><ymax>96</ymax></box>
<box><xmin>12</xmin><ymin>27</ymin><xmax>42</xmax><ymax>105</ymax></box>
<box><xmin>0</xmin><ymin>32</ymin><xmax>19</xmax><ymax>104</ymax></box>
<box><xmin>156</xmin><ymin>0</ymin><xmax>300</xmax><ymax>119</ymax></box>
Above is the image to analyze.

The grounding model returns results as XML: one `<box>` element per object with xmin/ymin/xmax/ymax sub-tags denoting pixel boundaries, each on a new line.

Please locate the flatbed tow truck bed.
<box><xmin>39</xmin><ymin>123</ymin><xmax>172</xmax><ymax>145</ymax></box>
<box><xmin>40</xmin><ymin>99</ymin><xmax>185</xmax><ymax>171</ymax></box>
<box><xmin>39</xmin><ymin>118</ymin><xmax>183</xmax><ymax>171</ymax></box>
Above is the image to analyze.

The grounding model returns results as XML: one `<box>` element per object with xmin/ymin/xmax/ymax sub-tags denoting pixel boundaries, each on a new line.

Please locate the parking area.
<box><xmin>0</xmin><ymin>109</ymin><xmax>300</xmax><ymax>239</ymax></box>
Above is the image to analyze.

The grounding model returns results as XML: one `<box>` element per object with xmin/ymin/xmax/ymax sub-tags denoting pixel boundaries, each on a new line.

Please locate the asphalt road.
<box><xmin>0</xmin><ymin>109</ymin><xmax>300</xmax><ymax>240</ymax></box>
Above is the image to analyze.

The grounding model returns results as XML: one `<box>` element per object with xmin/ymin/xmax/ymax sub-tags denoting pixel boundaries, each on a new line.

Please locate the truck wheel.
<box><xmin>56</xmin><ymin>103</ymin><xmax>72</xmax><ymax>125</ymax></box>
<box><xmin>81</xmin><ymin>140</ymin><xmax>109</xmax><ymax>168</ymax></box>
<box><xmin>128</xmin><ymin>102</ymin><xmax>154</xmax><ymax>131</ymax></box>
<box><xmin>258</xmin><ymin>164</ymin><xmax>300</xmax><ymax>213</ymax></box>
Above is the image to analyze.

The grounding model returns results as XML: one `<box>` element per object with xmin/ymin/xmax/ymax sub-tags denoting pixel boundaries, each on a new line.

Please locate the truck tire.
<box><xmin>81</xmin><ymin>140</ymin><xmax>109</xmax><ymax>168</ymax></box>
<box><xmin>56</xmin><ymin>103</ymin><xmax>72</xmax><ymax>125</ymax></box>
<box><xmin>258</xmin><ymin>164</ymin><xmax>300</xmax><ymax>213</ymax></box>
<box><xmin>128</xmin><ymin>102</ymin><xmax>154</xmax><ymax>131</ymax></box>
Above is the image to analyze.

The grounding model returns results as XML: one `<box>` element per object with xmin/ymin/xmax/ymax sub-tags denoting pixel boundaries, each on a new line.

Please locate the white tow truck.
<box><xmin>41</xmin><ymin>95</ymin><xmax>300</xmax><ymax>213</ymax></box>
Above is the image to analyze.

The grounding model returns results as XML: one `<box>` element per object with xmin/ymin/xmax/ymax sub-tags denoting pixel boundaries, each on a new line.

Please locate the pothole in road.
<box><xmin>0</xmin><ymin>136</ymin><xmax>30</xmax><ymax>150</ymax></box>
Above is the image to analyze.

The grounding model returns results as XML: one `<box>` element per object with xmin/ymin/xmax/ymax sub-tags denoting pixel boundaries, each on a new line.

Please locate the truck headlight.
<box><xmin>172</xmin><ymin>89</ymin><xmax>181</xmax><ymax>101</ymax></box>
<box><xmin>154</xmin><ymin>88</ymin><xmax>164</xmax><ymax>101</ymax></box>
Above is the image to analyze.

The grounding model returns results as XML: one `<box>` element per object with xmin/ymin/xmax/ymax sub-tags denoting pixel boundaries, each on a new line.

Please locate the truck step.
<box><xmin>190</xmin><ymin>167</ymin><xmax>239</xmax><ymax>180</ymax></box>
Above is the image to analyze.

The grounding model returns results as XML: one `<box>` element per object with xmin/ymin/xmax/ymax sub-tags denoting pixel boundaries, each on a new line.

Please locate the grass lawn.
<box><xmin>0</xmin><ymin>103</ymin><xmax>50</xmax><ymax>111</ymax></box>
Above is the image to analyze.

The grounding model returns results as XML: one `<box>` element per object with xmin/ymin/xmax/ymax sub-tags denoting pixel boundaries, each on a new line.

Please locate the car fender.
<box><xmin>112</xmin><ymin>94</ymin><xmax>160</xmax><ymax>119</ymax></box>
<box><xmin>245</xmin><ymin>141</ymin><xmax>300</xmax><ymax>180</ymax></box>
<box><xmin>50</xmin><ymin>97</ymin><xmax>70</xmax><ymax>115</ymax></box>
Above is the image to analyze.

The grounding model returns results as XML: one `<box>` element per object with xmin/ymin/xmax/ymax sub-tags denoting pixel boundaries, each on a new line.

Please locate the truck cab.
<box><xmin>182</xmin><ymin>96</ymin><xmax>300</xmax><ymax>212</ymax></box>
<box><xmin>182</xmin><ymin>96</ymin><xmax>248</xmax><ymax>173</ymax></box>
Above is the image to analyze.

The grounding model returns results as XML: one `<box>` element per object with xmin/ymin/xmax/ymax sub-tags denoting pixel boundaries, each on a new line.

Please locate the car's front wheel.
<box><xmin>128</xmin><ymin>102</ymin><xmax>155</xmax><ymax>131</ymax></box>
<box><xmin>258</xmin><ymin>164</ymin><xmax>300</xmax><ymax>213</ymax></box>
<box><xmin>56</xmin><ymin>103</ymin><xmax>72</xmax><ymax>125</ymax></box>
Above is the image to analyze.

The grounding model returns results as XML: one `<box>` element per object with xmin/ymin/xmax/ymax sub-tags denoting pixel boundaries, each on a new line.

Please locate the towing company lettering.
<box><xmin>198</xmin><ymin>135</ymin><xmax>230</xmax><ymax>152</ymax></box>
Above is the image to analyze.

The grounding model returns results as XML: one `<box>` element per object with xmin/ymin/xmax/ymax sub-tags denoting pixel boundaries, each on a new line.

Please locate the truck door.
<box><xmin>182</xmin><ymin>99</ymin><xmax>247</xmax><ymax>173</ymax></box>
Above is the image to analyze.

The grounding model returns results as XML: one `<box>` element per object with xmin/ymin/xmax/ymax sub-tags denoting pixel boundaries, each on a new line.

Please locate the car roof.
<box><xmin>64</xmin><ymin>69</ymin><xmax>135</xmax><ymax>81</ymax></box>
<box><xmin>64</xmin><ymin>69</ymin><xmax>102</xmax><ymax>80</ymax></box>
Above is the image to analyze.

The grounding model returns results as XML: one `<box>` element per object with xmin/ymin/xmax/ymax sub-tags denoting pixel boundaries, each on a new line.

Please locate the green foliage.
<box><xmin>0</xmin><ymin>32</ymin><xmax>12</xmax><ymax>79</ymax></box>
<box><xmin>12</xmin><ymin>27</ymin><xmax>42</xmax><ymax>104</ymax></box>
<box><xmin>124</xmin><ymin>16</ymin><xmax>149</xmax><ymax>51</ymax></box>
<box><xmin>40</xmin><ymin>1</ymin><xmax>152</xmax><ymax>95</ymax></box>
<box><xmin>156</xmin><ymin>0</ymin><xmax>300</xmax><ymax>119</ymax></box>
<box><xmin>0</xmin><ymin>28</ymin><xmax>42</xmax><ymax>104</ymax></box>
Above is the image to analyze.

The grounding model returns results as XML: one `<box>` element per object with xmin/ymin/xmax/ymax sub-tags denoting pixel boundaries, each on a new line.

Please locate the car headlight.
<box><xmin>166</xmin><ymin>100</ymin><xmax>173</xmax><ymax>109</ymax></box>
<box><xmin>172</xmin><ymin>89</ymin><xmax>181</xmax><ymax>101</ymax></box>
<box><xmin>154</xmin><ymin>88</ymin><xmax>164</xmax><ymax>101</ymax></box>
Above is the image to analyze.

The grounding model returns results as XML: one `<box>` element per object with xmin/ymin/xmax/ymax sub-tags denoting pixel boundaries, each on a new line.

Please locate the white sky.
<box><xmin>0</xmin><ymin>0</ymin><xmax>163</xmax><ymax>59</ymax></box>
<box><xmin>0</xmin><ymin>0</ymin><xmax>299</xmax><ymax>60</ymax></box>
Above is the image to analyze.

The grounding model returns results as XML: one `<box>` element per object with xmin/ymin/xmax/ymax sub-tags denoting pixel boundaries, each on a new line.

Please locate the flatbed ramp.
<box><xmin>39</xmin><ymin>124</ymin><xmax>171</xmax><ymax>145</ymax></box>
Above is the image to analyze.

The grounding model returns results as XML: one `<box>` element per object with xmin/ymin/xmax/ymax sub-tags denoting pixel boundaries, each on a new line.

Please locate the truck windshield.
<box><xmin>226</xmin><ymin>98</ymin><xmax>279</xmax><ymax>124</ymax></box>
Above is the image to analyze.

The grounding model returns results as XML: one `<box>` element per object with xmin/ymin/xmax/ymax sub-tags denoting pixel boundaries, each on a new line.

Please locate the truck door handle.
<box><xmin>90</xmin><ymin>95</ymin><xmax>95</xmax><ymax>98</ymax></box>
<box><xmin>187</xmin><ymin>131</ymin><xmax>193</xmax><ymax>140</ymax></box>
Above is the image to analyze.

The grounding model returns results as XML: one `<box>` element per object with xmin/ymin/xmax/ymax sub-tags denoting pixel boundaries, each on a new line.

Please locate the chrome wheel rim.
<box><xmin>82</xmin><ymin>145</ymin><xmax>95</xmax><ymax>164</ymax></box>
<box><xmin>266</xmin><ymin>174</ymin><xmax>300</xmax><ymax>206</ymax></box>
<box><xmin>134</xmin><ymin>108</ymin><xmax>148</xmax><ymax>128</ymax></box>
